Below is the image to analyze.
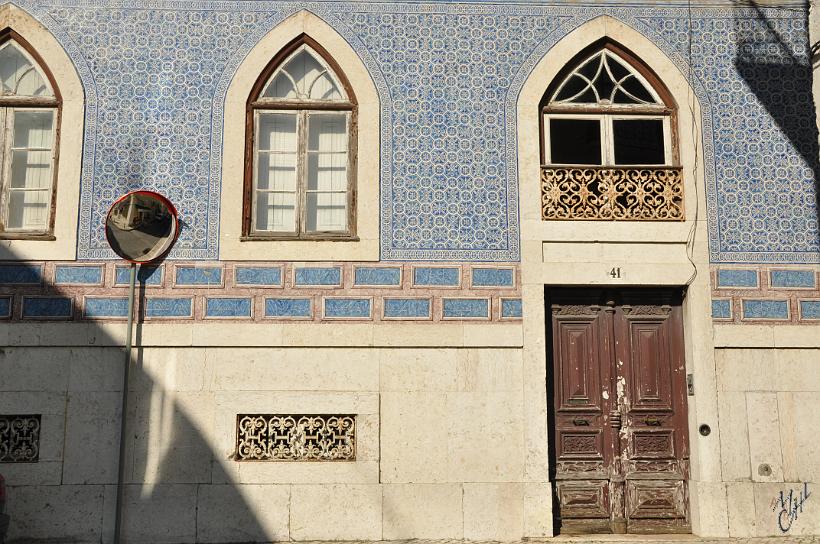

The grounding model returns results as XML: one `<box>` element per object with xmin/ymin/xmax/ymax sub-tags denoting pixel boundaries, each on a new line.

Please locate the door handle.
<box><xmin>572</xmin><ymin>418</ymin><xmax>590</xmax><ymax>426</ymax></box>
<box><xmin>644</xmin><ymin>416</ymin><xmax>662</xmax><ymax>426</ymax></box>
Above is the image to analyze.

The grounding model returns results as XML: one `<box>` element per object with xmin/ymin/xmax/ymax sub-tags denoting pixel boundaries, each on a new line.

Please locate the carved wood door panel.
<box><xmin>550</xmin><ymin>289</ymin><xmax>690</xmax><ymax>534</ymax></box>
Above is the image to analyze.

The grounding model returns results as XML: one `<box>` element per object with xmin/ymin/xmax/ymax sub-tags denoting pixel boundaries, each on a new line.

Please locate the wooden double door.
<box><xmin>548</xmin><ymin>289</ymin><xmax>690</xmax><ymax>534</ymax></box>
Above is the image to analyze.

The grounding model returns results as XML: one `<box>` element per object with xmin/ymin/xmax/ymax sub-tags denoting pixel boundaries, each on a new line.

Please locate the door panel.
<box><xmin>550</xmin><ymin>289</ymin><xmax>690</xmax><ymax>534</ymax></box>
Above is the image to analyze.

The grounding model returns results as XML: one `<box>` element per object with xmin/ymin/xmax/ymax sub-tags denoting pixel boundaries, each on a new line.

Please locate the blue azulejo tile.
<box><xmin>116</xmin><ymin>265</ymin><xmax>163</xmax><ymax>286</ymax></box>
<box><xmin>443</xmin><ymin>298</ymin><xmax>489</xmax><ymax>319</ymax></box>
<box><xmin>206</xmin><ymin>298</ymin><xmax>252</xmax><ymax>318</ymax></box>
<box><xmin>84</xmin><ymin>297</ymin><xmax>129</xmax><ymax>318</ymax></box>
<box><xmin>175</xmin><ymin>267</ymin><xmax>222</xmax><ymax>287</ymax></box>
<box><xmin>324</xmin><ymin>298</ymin><xmax>371</xmax><ymax>319</ymax></box>
<box><xmin>0</xmin><ymin>296</ymin><xmax>11</xmax><ymax>318</ymax></box>
<box><xmin>294</xmin><ymin>267</ymin><xmax>341</xmax><ymax>287</ymax></box>
<box><xmin>717</xmin><ymin>269</ymin><xmax>758</xmax><ymax>288</ymax></box>
<box><xmin>235</xmin><ymin>267</ymin><xmax>283</xmax><ymax>287</ymax></box>
<box><xmin>0</xmin><ymin>264</ymin><xmax>42</xmax><ymax>285</ymax></box>
<box><xmin>799</xmin><ymin>300</ymin><xmax>820</xmax><ymax>320</ymax></box>
<box><xmin>501</xmin><ymin>298</ymin><xmax>523</xmax><ymax>318</ymax></box>
<box><xmin>265</xmin><ymin>298</ymin><xmax>312</xmax><ymax>318</ymax></box>
<box><xmin>413</xmin><ymin>267</ymin><xmax>460</xmax><ymax>287</ymax></box>
<box><xmin>22</xmin><ymin>297</ymin><xmax>72</xmax><ymax>319</ymax></box>
<box><xmin>472</xmin><ymin>268</ymin><xmax>514</xmax><ymax>288</ymax></box>
<box><xmin>383</xmin><ymin>298</ymin><xmax>430</xmax><ymax>319</ymax></box>
<box><xmin>145</xmin><ymin>298</ymin><xmax>192</xmax><ymax>318</ymax></box>
<box><xmin>55</xmin><ymin>265</ymin><xmax>103</xmax><ymax>285</ymax></box>
<box><xmin>770</xmin><ymin>270</ymin><xmax>816</xmax><ymax>289</ymax></box>
<box><xmin>742</xmin><ymin>299</ymin><xmax>789</xmax><ymax>320</ymax></box>
<box><xmin>711</xmin><ymin>299</ymin><xmax>732</xmax><ymax>319</ymax></box>
<box><xmin>354</xmin><ymin>267</ymin><xmax>401</xmax><ymax>287</ymax></box>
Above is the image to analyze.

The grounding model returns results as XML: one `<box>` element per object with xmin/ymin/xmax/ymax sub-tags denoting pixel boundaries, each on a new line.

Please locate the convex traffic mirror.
<box><xmin>105</xmin><ymin>191</ymin><xmax>179</xmax><ymax>263</ymax></box>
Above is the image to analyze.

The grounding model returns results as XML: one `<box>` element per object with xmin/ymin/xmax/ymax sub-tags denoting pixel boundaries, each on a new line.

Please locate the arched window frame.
<box><xmin>540</xmin><ymin>40</ymin><xmax>679</xmax><ymax>168</ymax></box>
<box><xmin>0</xmin><ymin>28</ymin><xmax>62</xmax><ymax>239</ymax></box>
<box><xmin>243</xmin><ymin>34</ymin><xmax>358</xmax><ymax>241</ymax></box>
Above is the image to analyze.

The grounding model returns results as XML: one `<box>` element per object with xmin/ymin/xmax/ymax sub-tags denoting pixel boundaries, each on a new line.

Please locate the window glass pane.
<box><xmin>618</xmin><ymin>76</ymin><xmax>656</xmax><ymax>104</ymax></box>
<box><xmin>578</xmin><ymin>55</ymin><xmax>601</xmax><ymax>80</ymax></box>
<box><xmin>266</xmin><ymin>72</ymin><xmax>297</xmax><ymax>99</ymax></box>
<box><xmin>256</xmin><ymin>152</ymin><xmax>296</xmax><ymax>192</ymax></box>
<box><xmin>607</xmin><ymin>55</ymin><xmax>630</xmax><ymax>81</ymax></box>
<box><xmin>554</xmin><ymin>74</ymin><xmax>587</xmax><ymax>103</ymax></box>
<box><xmin>0</xmin><ymin>42</ymin><xmax>53</xmax><ymax>97</ymax></box>
<box><xmin>613</xmin><ymin>119</ymin><xmax>665</xmax><ymax>165</ymax></box>
<box><xmin>256</xmin><ymin>191</ymin><xmax>295</xmax><ymax>232</ymax></box>
<box><xmin>305</xmin><ymin>192</ymin><xmax>347</xmax><ymax>232</ymax></box>
<box><xmin>13</xmin><ymin>110</ymin><xmax>54</xmax><ymax>148</ymax></box>
<box><xmin>307</xmin><ymin>113</ymin><xmax>348</xmax><ymax>191</ymax></box>
<box><xmin>549</xmin><ymin>118</ymin><xmax>602</xmax><ymax>165</ymax></box>
<box><xmin>307</xmin><ymin>113</ymin><xmax>347</xmax><ymax>152</ymax></box>
<box><xmin>257</xmin><ymin>113</ymin><xmax>297</xmax><ymax>152</ymax></box>
<box><xmin>309</xmin><ymin>72</ymin><xmax>342</xmax><ymax>101</ymax></box>
<box><xmin>10</xmin><ymin>150</ymin><xmax>51</xmax><ymax>189</ymax></box>
<box><xmin>6</xmin><ymin>189</ymin><xmax>48</xmax><ymax>229</ymax></box>
<box><xmin>262</xmin><ymin>48</ymin><xmax>344</xmax><ymax>101</ymax></box>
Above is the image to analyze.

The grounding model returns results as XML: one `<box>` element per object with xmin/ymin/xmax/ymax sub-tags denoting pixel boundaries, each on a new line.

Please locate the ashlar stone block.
<box><xmin>290</xmin><ymin>484</ymin><xmax>382</xmax><ymax>540</ymax></box>
<box><xmin>382</xmin><ymin>483</ymin><xmax>463</xmax><ymax>539</ymax></box>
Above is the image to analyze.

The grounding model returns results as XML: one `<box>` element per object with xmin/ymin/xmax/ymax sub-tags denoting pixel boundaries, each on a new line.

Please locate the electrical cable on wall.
<box><xmin>685</xmin><ymin>0</ymin><xmax>700</xmax><ymax>287</ymax></box>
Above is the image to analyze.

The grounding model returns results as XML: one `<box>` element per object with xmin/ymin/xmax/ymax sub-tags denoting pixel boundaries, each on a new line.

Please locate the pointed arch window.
<box><xmin>0</xmin><ymin>30</ymin><xmax>60</xmax><ymax>236</ymax></box>
<box><xmin>541</xmin><ymin>42</ymin><xmax>683</xmax><ymax>221</ymax></box>
<box><xmin>542</xmin><ymin>44</ymin><xmax>677</xmax><ymax>167</ymax></box>
<box><xmin>244</xmin><ymin>36</ymin><xmax>357</xmax><ymax>239</ymax></box>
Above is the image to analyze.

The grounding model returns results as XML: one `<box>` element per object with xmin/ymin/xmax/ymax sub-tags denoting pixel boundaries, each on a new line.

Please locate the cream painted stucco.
<box><xmin>219</xmin><ymin>10</ymin><xmax>380</xmax><ymax>261</ymax></box>
<box><xmin>0</xmin><ymin>4</ymin><xmax>84</xmax><ymax>261</ymax></box>
<box><xmin>516</xmin><ymin>15</ymin><xmax>726</xmax><ymax>536</ymax></box>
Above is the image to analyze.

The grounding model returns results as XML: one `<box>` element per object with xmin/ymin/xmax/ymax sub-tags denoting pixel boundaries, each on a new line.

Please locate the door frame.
<box><xmin>545</xmin><ymin>287</ymin><xmax>692</xmax><ymax>535</ymax></box>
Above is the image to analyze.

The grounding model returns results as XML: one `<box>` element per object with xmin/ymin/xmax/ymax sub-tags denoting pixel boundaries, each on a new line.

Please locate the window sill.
<box><xmin>0</xmin><ymin>233</ymin><xmax>56</xmax><ymax>241</ymax></box>
<box><xmin>240</xmin><ymin>235</ymin><xmax>360</xmax><ymax>243</ymax></box>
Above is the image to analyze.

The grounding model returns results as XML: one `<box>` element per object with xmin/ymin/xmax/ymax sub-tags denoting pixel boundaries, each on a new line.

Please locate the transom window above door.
<box><xmin>244</xmin><ymin>37</ymin><xmax>357</xmax><ymax>240</ymax></box>
<box><xmin>0</xmin><ymin>34</ymin><xmax>60</xmax><ymax>237</ymax></box>
<box><xmin>540</xmin><ymin>42</ymin><xmax>684</xmax><ymax>221</ymax></box>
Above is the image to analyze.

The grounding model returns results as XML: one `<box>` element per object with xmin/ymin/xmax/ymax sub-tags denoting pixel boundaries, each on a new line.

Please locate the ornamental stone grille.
<box><xmin>235</xmin><ymin>414</ymin><xmax>355</xmax><ymax>461</ymax></box>
<box><xmin>0</xmin><ymin>414</ymin><xmax>41</xmax><ymax>463</ymax></box>
<box><xmin>541</xmin><ymin>166</ymin><xmax>684</xmax><ymax>221</ymax></box>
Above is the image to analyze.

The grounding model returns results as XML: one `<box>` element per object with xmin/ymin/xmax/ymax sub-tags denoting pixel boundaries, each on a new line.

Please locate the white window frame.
<box><xmin>543</xmin><ymin>112</ymin><xmax>672</xmax><ymax>167</ymax></box>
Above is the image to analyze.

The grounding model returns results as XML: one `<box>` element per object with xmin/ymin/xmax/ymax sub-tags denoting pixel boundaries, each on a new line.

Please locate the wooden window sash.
<box><xmin>249</xmin><ymin>107</ymin><xmax>353</xmax><ymax>239</ymax></box>
<box><xmin>1</xmin><ymin>107</ymin><xmax>57</xmax><ymax>233</ymax></box>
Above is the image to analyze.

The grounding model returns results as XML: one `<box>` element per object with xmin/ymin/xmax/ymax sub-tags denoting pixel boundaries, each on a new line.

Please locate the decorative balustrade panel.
<box><xmin>0</xmin><ymin>414</ymin><xmax>41</xmax><ymax>463</ymax></box>
<box><xmin>541</xmin><ymin>166</ymin><xmax>684</xmax><ymax>221</ymax></box>
<box><xmin>235</xmin><ymin>414</ymin><xmax>356</xmax><ymax>461</ymax></box>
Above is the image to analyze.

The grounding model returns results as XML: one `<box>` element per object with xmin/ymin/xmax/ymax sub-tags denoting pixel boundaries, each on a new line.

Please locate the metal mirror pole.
<box><xmin>113</xmin><ymin>262</ymin><xmax>137</xmax><ymax>543</ymax></box>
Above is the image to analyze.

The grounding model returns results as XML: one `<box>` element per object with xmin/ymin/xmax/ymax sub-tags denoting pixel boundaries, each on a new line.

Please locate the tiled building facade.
<box><xmin>0</xmin><ymin>0</ymin><xmax>818</xmax><ymax>541</ymax></box>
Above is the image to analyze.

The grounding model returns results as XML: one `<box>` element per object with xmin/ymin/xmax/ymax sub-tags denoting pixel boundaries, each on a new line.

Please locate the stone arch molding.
<box><xmin>219</xmin><ymin>9</ymin><xmax>381</xmax><ymax>261</ymax></box>
<box><xmin>515</xmin><ymin>15</ymin><xmax>728</xmax><ymax>537</ymax></box>
<box><xmin>517</xmin><ymin>14</ymin><xmax>712</xmax><ymax>248</ymax></box>
<box><xmin>0</xmin><ymin>2</ymin><xmax>84</xmax><ymax>261</ymax></box>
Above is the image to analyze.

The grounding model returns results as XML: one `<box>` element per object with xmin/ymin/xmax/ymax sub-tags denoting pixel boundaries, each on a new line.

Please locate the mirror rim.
<box><xmin>104</xmin><ymin>190</ymin><xmax>179</xmax><ymax>263</ymax></box>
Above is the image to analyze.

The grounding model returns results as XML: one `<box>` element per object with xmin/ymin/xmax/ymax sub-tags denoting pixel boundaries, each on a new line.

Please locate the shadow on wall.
<box><xmin>0</xmin><ymin>249</ymin><xmax>269</xmax><ymax>543</ymax></box>
<box><xmin>733</xmin><ymin>0</ymin><xmax>820</xmax><ymax>249</ymax></box>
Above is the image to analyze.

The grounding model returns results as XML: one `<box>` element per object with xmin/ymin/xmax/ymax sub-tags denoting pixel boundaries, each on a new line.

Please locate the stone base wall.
<box><xmin>716</xmin><ymin>347</ymin><xmax>820</xmax><ymax>537</ymax></box>
<box><xmin>1</xmin><ymin>339</ymin><xmax>548</xmax><ymax>543</ymax></box>
<box><xmin>3</xmin><ymin>323</ymin><xmax>820</xmax><ymax>541</ymax></box>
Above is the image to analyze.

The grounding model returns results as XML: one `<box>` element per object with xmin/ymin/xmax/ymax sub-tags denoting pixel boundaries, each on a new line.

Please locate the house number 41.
<box><xmin>609</xmin><ymin>267</ymin><xmax>622</xmax><ymax>279</ymax></box>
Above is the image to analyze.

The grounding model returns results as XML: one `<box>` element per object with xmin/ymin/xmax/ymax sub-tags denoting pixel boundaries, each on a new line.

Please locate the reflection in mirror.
<box><xmin>105</xmin><ymin>192</ymin><xmax>177</xmax><ymax>262</ymax></box>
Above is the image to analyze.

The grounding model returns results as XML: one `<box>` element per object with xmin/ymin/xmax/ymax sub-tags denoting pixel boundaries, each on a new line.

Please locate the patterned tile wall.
<box><xmin>0</xmin><ymin>262</ymin><xmax>521</xmax><ymax>323</ymax></box>
<box><xmin>711</xmin><ymin>265</ymin><xmax>820</xmax><ymax>323</ymax></box>
<box><xmin>12</xmin><ymin>1</ymin><xmax>816</xmax><ymax>263</ymax></box>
